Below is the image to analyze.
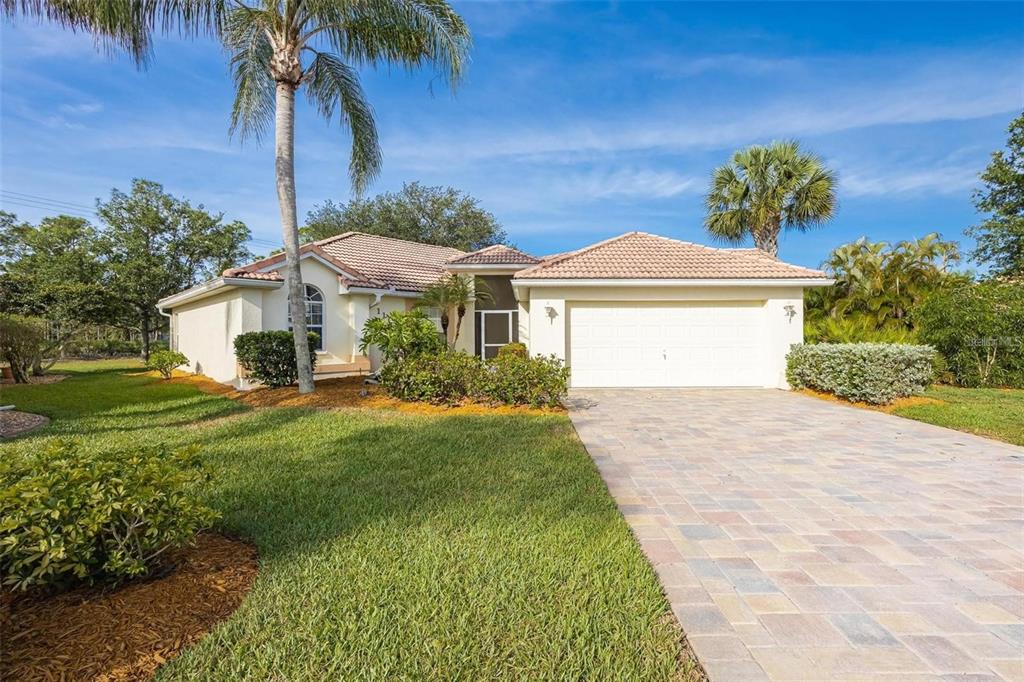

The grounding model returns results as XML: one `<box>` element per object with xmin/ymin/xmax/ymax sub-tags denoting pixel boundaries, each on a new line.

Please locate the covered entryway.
<box><xmin>568</xmin><ymin>302</ymin><xmax>766</xmax><ymax>387</ymax></box>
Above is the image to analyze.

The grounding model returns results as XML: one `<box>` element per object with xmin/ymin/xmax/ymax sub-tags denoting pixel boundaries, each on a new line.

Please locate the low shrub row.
<box><xmin>0</xmin><ymin>441</ymin><xmax>218</xmax><ymax>591</ymax></box>
<box><xmin>379</xmin><ymin>349</ymin><xmax>569</xmax><ymax>408</ymax></box>
<box><xmin>786</xmin><ymin>343</ymin><xmax>936</xmax><ymax>405</ymax></box>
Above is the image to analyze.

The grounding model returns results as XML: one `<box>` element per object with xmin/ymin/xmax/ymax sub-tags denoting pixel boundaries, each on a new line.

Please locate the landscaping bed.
<box><xmin>1</xmin><ymin>360</ymin><xmax>695</xmax><ymax>680</ymax></box>
<box><xmin>1</xmin><ymin>533</ymin><xmax>258</xmax><ymax>682</ymax></box>
<box><xmin>0</xmin><ymin>410</ymin><xmax>49</xmax><ymax>438</ymax></box>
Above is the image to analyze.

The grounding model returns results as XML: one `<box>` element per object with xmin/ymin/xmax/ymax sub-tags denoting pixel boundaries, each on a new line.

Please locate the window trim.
<box><xmin>289</xmin><ymin>284</ymin><xmax>325</xmax><ymax>351</ymax></box>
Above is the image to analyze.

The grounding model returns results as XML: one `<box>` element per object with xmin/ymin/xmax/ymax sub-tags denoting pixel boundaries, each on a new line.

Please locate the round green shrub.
<box><xmin>359</xmin><ymin>311</ymin><xmax>445</xmax><ymax>362</ymax></box>
<box><xmin>0</xmin><ymin>441</ymin><xmax>219</xmax><ymax>591</ymax></box>
<box><xmin>379</xmin><ymin>351</ymin><xmax>483</xmax><ymax>405</ymax></box>
<box><xmin>496</xmin><ymin>342</ymin><xmax>528</xmax><ymax>359</ymax></box>
<box><xmin>234</xmin><ymin>330</ymin><xmax>319</xmax><ymax>387</ymax></box>
<box><xmin>146</xmin><ymin>349</ymin><xmax>189</xmax><ymax>379</ymax></box>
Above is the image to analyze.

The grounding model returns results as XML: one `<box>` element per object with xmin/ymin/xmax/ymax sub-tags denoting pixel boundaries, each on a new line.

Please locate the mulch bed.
<box><xmin>0</xmin><ymin>410</ymin><xmax>50</xmax><ymax>438</ymax></box>
<box><xmin>1</xmin><ymin>533</ymin><xmax>259</xmax><ymax>681</ymax></box>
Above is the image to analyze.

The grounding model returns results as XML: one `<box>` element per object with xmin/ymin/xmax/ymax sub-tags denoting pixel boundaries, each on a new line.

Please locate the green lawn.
<box><xmin>1</xmin><ymin>361</ymin><xmax>692</xmax><ymax>680</ymax></box>
<box><xmin>889</xmin><ymin>385</ymin><xmax>1024</xmax><ymax>446</ymax></box>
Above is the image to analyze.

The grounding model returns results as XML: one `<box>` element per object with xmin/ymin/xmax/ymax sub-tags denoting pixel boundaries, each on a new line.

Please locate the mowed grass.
<box><xmin>1</xmin><ymin>361</ymin><xmax>692</xmax><ymax>680</ymax></box>
<box><xmin>889</xmin><ymin>385</ymin><xmax>1024</xmax><ymax>446</ymax></box>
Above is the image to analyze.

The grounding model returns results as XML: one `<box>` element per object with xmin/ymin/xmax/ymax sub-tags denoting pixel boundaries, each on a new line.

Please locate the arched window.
<box><xmin>289</xmin><ymin>284</ymin><xmax>324</xmax><ymax>351</ymax></box>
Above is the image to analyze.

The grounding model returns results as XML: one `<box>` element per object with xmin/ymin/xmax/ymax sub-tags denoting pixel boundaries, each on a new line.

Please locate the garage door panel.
<box><xmin>569</xmin><ymin>302</ymin><xmax>766</xmax><ymax>388</ymax></box>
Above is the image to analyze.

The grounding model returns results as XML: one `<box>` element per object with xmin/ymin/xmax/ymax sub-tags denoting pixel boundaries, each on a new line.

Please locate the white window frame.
<box><xmin>479</xmin><ymin>309</ymin><xmax>517</xmax><ymax>359</ymax></box>
<box><xmin>289</xmin><ymin>284</ymin><xmax>325</xmax><ymax>351</ymax></box>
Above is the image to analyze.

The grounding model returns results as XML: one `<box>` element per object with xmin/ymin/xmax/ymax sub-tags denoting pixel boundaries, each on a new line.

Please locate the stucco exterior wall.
<box><xmin>519</xmin><ymin>284</ymin><xmax>806</xmax><ymax>389</ymax></box>
<box><xmin>172</xmin><ymin>288</ymin><xmax>261</xmax><ymax>384</ymax></box>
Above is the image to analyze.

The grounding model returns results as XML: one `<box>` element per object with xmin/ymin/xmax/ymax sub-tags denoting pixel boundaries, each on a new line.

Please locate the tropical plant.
<box><xmin>417</xmin><ymin>274</ymin><xmax>492</xmax><ymax>348</ymax></box>
<box><xmin>804</xmin><ymin>315</ymin><xmax>919</xmax><ymax>345</ymax></box>
<box><xmin>358</xmin><ymin>310</ymin><xmax>444</xmax><ymax>363</ymax></box>
<box><xmin>303</xmin><ymin>182</ymin><xmax>508</xmax><ymax>249</ymax></box>
<box><xmin>968</xmin><ymin>112</ymin><xmax>1024</xmax><ymax>279</ymax></box>
<box><xmin>0</xmin><ymin>441</ymin><xmax>218</xmax><ymax>590</ymax></box>
<box><xmin>146</xmin><ymin>349</ymin><xmax>190</xmax><ymax>379</ymax></box>
<box><xmin>705</xmin><ymin>140</ymin><xmax>837</xmax><ymax>257</ymax></box>
<box><xmin>806</xmin><ymin>234</ymin><xmax>966</xmax><ymax>337</ymax></box>
<box><xmin>3</xmin><ymin>1</ymin><xmax>471</xmax><ymax>395</ymax></box>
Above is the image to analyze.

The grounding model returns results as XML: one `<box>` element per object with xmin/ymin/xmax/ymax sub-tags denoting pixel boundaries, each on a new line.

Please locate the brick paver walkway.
<box><xmin>568</xmin><ymin>389</ymin><xmax>1024</xmax><ymax>682</ymax></box>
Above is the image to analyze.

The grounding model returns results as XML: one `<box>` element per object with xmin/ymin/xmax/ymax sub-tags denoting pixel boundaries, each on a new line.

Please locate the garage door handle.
<box><xmin>662</xmin><ymin>350</ymin><xmax>666</xmax><ymax>359</ymax></box>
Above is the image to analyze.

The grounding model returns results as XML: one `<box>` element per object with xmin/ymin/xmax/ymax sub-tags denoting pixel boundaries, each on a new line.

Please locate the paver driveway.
<box><xmin>568</xmin><ymin>389</ymin><xmax>1024</xmax><ymax>682</ymax></box>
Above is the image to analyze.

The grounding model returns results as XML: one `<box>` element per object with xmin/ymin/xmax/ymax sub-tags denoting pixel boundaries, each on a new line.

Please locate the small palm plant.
<box><xmin>417</xmin><ymin>274</ymin><xmax>491</xmax><ymax>348</ymax></box>
<box><xmin>705</xmin><ymin>140</ymin><xmax>837</xmax><ymax>257</ymax></box>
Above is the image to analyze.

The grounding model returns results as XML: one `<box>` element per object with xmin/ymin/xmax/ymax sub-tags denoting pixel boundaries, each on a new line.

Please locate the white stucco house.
<box><xmin>157</xmin><ymin>231</ymin><xmax>831</xmax><ymax>389</ymax></box>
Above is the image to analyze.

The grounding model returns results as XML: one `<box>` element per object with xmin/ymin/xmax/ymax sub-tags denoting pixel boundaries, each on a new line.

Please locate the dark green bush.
<box><xmin>786</xmin><ymin>343</ymin><xmax>936</xmax><ymax>405</ymax></box>
<box><xmin>234</xmin><ymin>330</ymin><xmax>319</xmax><ymax>387</ymax></box>
<box><xmin>0</xmin><ymin>441</ymin><xmax>218</xmax><ymax>591</ymax></box>
<box><xmin>359</xmin><ymin>311</ymin><xmax>444</xmax><ymax>362</ymax></box>
<box><xmin>916</xmin><ymin>282</ymin><xmax>1024</xmax><ymax>387</ymax></box>
<box><xmin>146</xmin><ymin>349</ymin><xmax>189</xmax><ymax>379</ymax></box>
<box><xmin>379</xmin><ymin>350</ymin><xmax>570</xmax><ymax>407</ymax></box>
<box><xmin>496</xmin><ymin>342</ymin><xmax>528</xmax><ymax>359</ymax></box>
<box><xmin>379</xmin><ymin>351</ymin><xmax>483</xmax><ymax>405</ymax></box>
<box><xmin>68</xmin><ymin>338</ymin><xmax>142</xmax><ymax>357</ymax></box>
<box><xmin>0</xmin><ymin>314</ymin><xmax>46</xmax><ymax>383</ymax></box>
<box><xmin>478</xmin><ymin>353</ymin><xmax>569</xmax><ymax>408</ymax></box>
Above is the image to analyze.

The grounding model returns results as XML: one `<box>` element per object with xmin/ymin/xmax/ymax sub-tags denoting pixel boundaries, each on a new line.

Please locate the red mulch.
<box><xmin>1</xmin><ymin>533</ymin><xmax>259</xmax><ymax>681</ymax></box>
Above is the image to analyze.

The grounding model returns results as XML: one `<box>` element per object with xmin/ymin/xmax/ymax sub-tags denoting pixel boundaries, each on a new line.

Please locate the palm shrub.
<box><xmin>146</xmin><ymin>349</ymin><xmax>190</xmax><ymax>379</ymax></box>
<box><xmin>234</xmin><ymin>330</ymin><xmax>319</xmax><ymax>387</ymax></box>
<box><xmin>359</xmin><ymin>311</ymin><xmax>444</xmax><ymax>363</ymax></box>
<box><xmin>805</xmin><ymin>315</ymin><xmax>918</xmax><ymax>344</ymax></box>
<box><xmin>0</xmin><ymin>441</ymin><xmax>218</xmax><ymax>590</ymax></box>
<box><xmin>417</xmin><ymin>274</ymin><xmax>492</xmax><ymax>348</ymax></box>
<box><xmin>916</xmin><ymin>282</ymin><xmax>1024</xmax><ymax>387</ymax></box>
<box><xmin>786</xmin><ymin>343</ymin><xmax>936</xmax><ymax>405</ymax></box>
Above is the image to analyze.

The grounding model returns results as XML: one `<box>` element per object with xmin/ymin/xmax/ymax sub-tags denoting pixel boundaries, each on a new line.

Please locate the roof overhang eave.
<box><xmin>157</xmin><ymin>276</ymin><xmax>283</xmax><ymax>309</ymax></box>
<box><xmin>511</xmin><ymin>277</ymin><xmax>834</xmax><ymax>288</ymax></box>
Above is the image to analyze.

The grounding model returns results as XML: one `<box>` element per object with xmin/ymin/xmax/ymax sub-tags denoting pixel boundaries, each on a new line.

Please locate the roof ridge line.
<box><xmin>515</xmin><ymin>232</ymin><xmax>639</xmax><ymax>277</ymax></box>
<box><xmin>316</xmin><ymin>231</ymin><xmax>465</xmax><ymax>254</ymax></box>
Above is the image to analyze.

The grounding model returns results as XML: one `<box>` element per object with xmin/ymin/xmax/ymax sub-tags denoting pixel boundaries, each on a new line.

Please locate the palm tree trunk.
<box><xmin>275</xmin><ymin>81</ymin><xmax>315</xmax><ymax>394</ymax></box>
<box><xmin>753</xmin><ymin>221</ymin><xmax>780</xmax><ymax>258</ymax></box>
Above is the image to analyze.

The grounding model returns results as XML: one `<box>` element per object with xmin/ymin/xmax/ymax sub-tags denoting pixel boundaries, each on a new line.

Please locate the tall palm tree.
<box><xmin>417</xmin><ymin>273</ymin><xmax>490</xmax><ymax>348</ymax></box>
<box><xmin>705</xmin><ymin>140</ymin><xmax>837</xmax><ymax>257</ymax></box>
<box><xmin>5</xmin><ymin>0</ymin><xmax>471</xmax><ymax>394</ymax></box>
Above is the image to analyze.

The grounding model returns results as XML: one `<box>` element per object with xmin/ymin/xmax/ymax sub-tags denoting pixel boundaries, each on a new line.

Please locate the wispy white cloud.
<box><xmin>840</xmin><ymin>164</ymin><xmax>980</xmax><ymax>197</ymax></box>
<box><xmin>641</xmin><ymin>53</ymin><xmax>803</xmax><ymax>78</ymax></box>
<box><xmin>555</xmin><ymin>168</ymin><xmax>700</xmax><ymax>200</ymax></box>
<box><xmin>59</xmin><ymin>102</ymin><xmax>103</xmax><ymax>115</ymax></box>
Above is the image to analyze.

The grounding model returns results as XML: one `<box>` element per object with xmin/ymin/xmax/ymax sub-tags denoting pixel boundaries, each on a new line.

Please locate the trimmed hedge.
<box><xmin>786</xmin><ymin>343</ymin><xmax>936</xmax><ymax>405</ymax></box>
<box><xmin>379</xmin><ymin>350</ymin><xmax>570</xmax><ymax>408</ymax></box>
<box><xmin>0</xmin><ymin>441</ymin><xmax>218</xmax><ymax>590</ymax></box>
<box><xmin>234</xmin><ymin>330</ymin><xmax>318</xmax><ymax>387</ymax></box>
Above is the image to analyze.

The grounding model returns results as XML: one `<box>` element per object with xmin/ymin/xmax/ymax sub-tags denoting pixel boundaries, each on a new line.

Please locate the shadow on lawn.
<box><xmin>200</xmin><ymin>410</ymin><xmax>611</xmax><ymax>562</ymax></box>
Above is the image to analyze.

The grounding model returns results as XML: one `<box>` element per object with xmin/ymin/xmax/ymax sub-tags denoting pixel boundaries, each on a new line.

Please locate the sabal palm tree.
<box><xmin>705</xmin><ymin>140</ymin><xmax>837</xmax><ymax>257</ymax></box>
<box><xmin>5</xmin><ymin>0</ymin><xmax>471</xmax><ymax>394</ymax></box>
<box><xmin>417</xmin><ymin>273</ymin><xmax>490</xmax><ymax>348</ymax></box>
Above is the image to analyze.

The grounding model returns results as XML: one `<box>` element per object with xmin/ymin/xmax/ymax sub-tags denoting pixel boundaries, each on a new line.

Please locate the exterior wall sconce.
<box><xmin>544</xmin><ymin>305</ymin><xmax>558</xmax><ymax>321</ymax></box>
<box><xmin>783</xmin><ymin>304</ymin><xmax>797</xmax><ymax>323</ymax></box>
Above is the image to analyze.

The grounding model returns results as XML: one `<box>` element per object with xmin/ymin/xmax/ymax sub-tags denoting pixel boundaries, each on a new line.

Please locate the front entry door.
<box><xmin>478</xmin><ymin>309</ymin><xmax>518</xmax><ymax>359</ymax></box>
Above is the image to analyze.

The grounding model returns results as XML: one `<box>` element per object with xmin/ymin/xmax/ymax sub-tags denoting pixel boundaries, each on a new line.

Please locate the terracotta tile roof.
<box><xmin>514</xmin><ymin>232</ymin><xmax>826</xmax><ymax>280</ymax></box>
<box><xmin>222</xmin><ymin>268</ymin><xmax>284</xmax><ymax>282</ymax></box>
<box><xmin>227</xmin><ymin>233</ymin><xmax>465</xmax><ymax>292</ymax></box>
<box><xmin>447</xmin><ymin>244</ymin><xmax>540</xmax><ymax>265</ymax></box>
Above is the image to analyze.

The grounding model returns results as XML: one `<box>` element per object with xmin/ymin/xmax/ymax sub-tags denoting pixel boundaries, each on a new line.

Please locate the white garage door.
<box><xmin>569</xmin><ymin>302</ymin><xmax>767</xmax><ymax>387</ymax></box>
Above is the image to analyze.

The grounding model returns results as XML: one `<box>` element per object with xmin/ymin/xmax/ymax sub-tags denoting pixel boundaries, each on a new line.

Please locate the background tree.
<box><xmin>303</xmin><ymin>182</ymin><xmax>507</xmax><ymax>250</ymax></box>
<box><xmin>967</xmin><ymin>112</ymin><xmax>1024</xmax><ymax>279</ymax></box>
<box><xmin>705</xmin><ymin>140</ymin><xmax>837</xmax><ymax>257</ymax></box>
<box><xmin>96</xmin><ymin>179</ymin><xmax>251</xmax><ymax>359</ymax></box>
<box><xmin>0</xmin><ymin>213</ymin><xmax>118</xmax><ymax>372</ymax></box>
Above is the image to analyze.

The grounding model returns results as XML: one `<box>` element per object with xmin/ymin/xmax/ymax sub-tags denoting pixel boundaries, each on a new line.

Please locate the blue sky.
<box><xmin>1</xmin><ymin>1</ymin><xmax>1022</xmax><ymax>268</ymax></box>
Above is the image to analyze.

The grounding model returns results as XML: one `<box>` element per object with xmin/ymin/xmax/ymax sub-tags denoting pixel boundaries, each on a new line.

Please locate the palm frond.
<box><xmin>224</xmin><ymin>6</ymin><xmax>276</xmax><ymax>141</ymax></box>
<box><xmin>303</xmin><ymin>50</ymin><xmax>382</xmax><ymax>194</ymax></box>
